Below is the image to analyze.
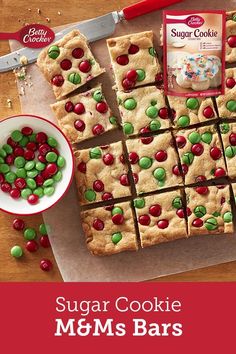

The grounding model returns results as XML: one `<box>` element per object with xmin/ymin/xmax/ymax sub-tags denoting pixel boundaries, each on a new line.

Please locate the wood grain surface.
<box><xmin>0</xmin><ymin>0</ymin><xmax>236</xmax><ymax>282</ymax></box>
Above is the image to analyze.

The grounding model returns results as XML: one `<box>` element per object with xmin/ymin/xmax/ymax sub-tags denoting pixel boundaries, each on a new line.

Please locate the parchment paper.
<box><xmin>10</xmin><ymin>0</ymin><xmax>236</xmax><ymax>281</ymax></box>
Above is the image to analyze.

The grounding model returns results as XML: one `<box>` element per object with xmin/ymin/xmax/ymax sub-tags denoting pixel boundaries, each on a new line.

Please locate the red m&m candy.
<box><xmin>13</xmin><ymin>218</ymin><xmax>25</xmax><ymax>231</ymax></box>
<box><xmin>203</xmin><ymin>106</ymin><xmax>214</xmax><ymax>118</ymax></box>
<box><xmin>226</xmin><ymin>77</ymin><xmax>236</xmax><ymax>89</ymax></box>
<box><xmin>93</xmin><ymin>218</ymin><xmax>104</xmax><ymax>231</ymax></box>
<box><xmin>40</xmin><ymin>259</ymin><xmax>53</xmax><ymax>271</ymax></box>
<box><xmin>138</xmin><ymin>214</ymin><xmax>151</xmax><ymax>225</ymax></box>
<box><xmin>79</xmin><ymin>60</ymin><xmax>91</xmax><ymax>73</ymax></box>
<box><xmin>116</xmin><ymin>55</ymin><xmax>129</xmax><ymax>65</ymax></box>
<box><xmin>60</xmin><ymin>59</ymin><xmax>72</xmax><ymax>70</ymax></box>
<box><xmin>128</xmin><ymin>44</ymin><xmax>139</xmax><ymax>54</ymax></box>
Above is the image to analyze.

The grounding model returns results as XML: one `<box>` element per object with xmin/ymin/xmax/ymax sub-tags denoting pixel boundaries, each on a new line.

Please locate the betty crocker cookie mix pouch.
<box><xmin>163</xmin><ymin>10</ymin><xmax>226</xmax><ymax>97</ymax></box>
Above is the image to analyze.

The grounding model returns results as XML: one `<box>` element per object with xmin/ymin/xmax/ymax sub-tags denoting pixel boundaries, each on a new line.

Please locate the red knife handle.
<box><xmin>123</xmin><ymin>0</ymin><xmax>182</xmax><ymax>20</ymax></box>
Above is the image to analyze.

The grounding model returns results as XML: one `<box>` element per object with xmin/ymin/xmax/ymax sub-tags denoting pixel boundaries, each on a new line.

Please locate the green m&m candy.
<box><xmin>19</xmin><ymin>136</ymin><xmax>29</xmax><ymax>147</ymax></box>
<box><xmin>212</xmin><ymin>211</ymin><xmax>220</xmax><ymax>217</ymax></box>
<box><xmin>11</xmin><ymin>245</ymin><xmax>23</xmax><ymax>258</ymax></box>
<box><xmin>57</xmin><ymin>156</ymin><xmax>66</xmax><ymax>168</ymax></box>
<box><xmin>134</xmin><ymin>198</ymin><xmax>145</xmax><ymax>209</ymax></box>
<box><xmin>153</xmin><ymin>167</ymin><xmax>166</xmax><ymax>181</ymax></box>
<box><xmin>34</xmin><ymin>187</ymin><xmax>44</xmax><ymax>198</ymax></box>
<box><xmin>68</xmin><ymin>72</ymin><xmax>81</xmax><ymax>85</ymax></box>
<box><xmin>93</xmin><ymin>89</ymin><xmax>103</xmax><ymax>102</ymax></box>
<box><xmin>225</xmin><ymin>146</ymin><xmax>236</xmax><ymax>158</ymax></box>
<box><xmin>0</xmin><ymin>163</ymin><xmax>10</xmax><ymax>174</ymax></box>
<box><xmin>188</xmin><ymin>131</ymin><xmax>201</xmax><ymax>144</ymax></box>
<box><xmin>27</xmin><ymin>170</ymin><xmax>38</xmax><ymax>178</ymax></box>
<box><xmin>36</xmin><ymin>162</ymin><xmax>46</xmax><ymax>171</ymax></box>
<box><xmin>201</xmin><ymin>131</ymin><xmax>212</xmax><ymax>144</ymax></box>
<box><xmin>111</xmin><ymin>207</ymin><xmax>123</xmax><ymax>216</ymax></box>
<box><xmin>112</xmin><ymin>232</ymin><xmax>122</xmax><ymax>244</ymax></box>
<box><xmin>21</xmin><ymin>188</ymin><xmax>32</xmax><ymax>199</ymax></box>
<box><xmin>16</xmin><ymin>168</ymin><xmax>27</xmax><ymax>178</ymax></box>
<box><xmin>182</xmin><ymin>152</ymin><xmax>194</xmax><ymax>165</ymax></box>
<box><xmin>172</xmin><ymin>196</ymin><xmax>182</xmax><ymax>209</ymax></box>
<box><xmin>123</xmin><ymin>122</ymin><xmax>134</xmax><ymax>135</ymax></box>
<box><xmin>24</xmin><ymin>228</ymin><xmax>36</xmax><ymax>240</ymax></box>
<box><xmin>124</xmin><ymin>98</ymin><xmax>137</xmax><ymax>110</ymax></box>
<box><xmin>53</xmin><ymin>171</ymin><xmax>62</xmax><ymax>182</ymax></box>
<box><xmin>204</xmin><ymin>217</ymin><xmax>218</xmax><ymax>231</ymax></box>
<box><xmin>84</xmin><ymin>189</ymin><xmax>96</xmax><ymax>201</ymax></box>
<box><xmin>177</xmin><ymin>115</ymin><xmax>190</xmax><ymax>127</ymax></box>
<box><xmin>26</xmin><ymin>178</ymin><xmax>36</xmax><ymax>190</ymax></box>
<box><xmin>5</xmin><ymin>172</ymin><xmax>16</xmax><ymax>184</ymax></box>
<box><xmin>39</xmin><ymin>223</ymin><xmax>50</xmax><ymax>235</ymax></box>
<box><xmin>145</xmin><ymin>106</ymin><xmax>158</xmax><ymax>118</ymax></box>
<box><xmin>43</xmin><ymin>179</ymin><xmax>54</xmax><ymax>187</ymax></box>
<box><xmin>0</xmin><ymin>148</ymin><xmax>7</xmax><ymax>158</ymax></box>
<box><xmin>223</xmin><ymin>211</ymin><xmax>233</xmax><ymax>223</ymax></box>
<box><xmin>46</xmin><ymin>152</ymin><xmax>58</xmax><ymax>163</ymax></box>
<box><xmin>136</xmin><ymin>69</ymin><xmax>146</xmax><ymax>81</ymax></box>
<box><xmin>11</xmin><ymin>130</ymin><xmax>23</xmax><ymax>142</ymax></box>
<box><xmin>226</xmin><ymin>100</ymin><xmax>236</xmax><ymax>112</ymax></box>
<box><xmin>148</xmin><ymin>47</ymin><xmax>157</xmax><ymax>56</ymax></box>
<box><xmin>48</xmin><ymin>45</ymin><xmax>60</xmax><ymax>59</ymax></box>
<box><xmin>220</xmin><ymin>123</ymin><xmax>230</xmax><ymax>134</ymax></box>
<box><xmin>47</xmin><ymin>137</ymin><xmax>58</xmax><ymax>148</ymax></box>
<box><xmin>139</xmin><ymin>157</ymin><xmax>152</xmax><ymax>169</ymax></box>
<box><xmin>14</xmin><ymin>156</ymin><xmax>25</xmax><ymax>168</ymax></box>
<box><xmin>89</xmin><ymin>147</ymin><xmax>102</xmax><ymax>159</ymax></box>
<box><xmin>109</xmin><ymin>116</ymin><xmax>117</xmax><ymax>125</ymax></box>
<box><xmin>29</xmin><ymin>133</ymin><xmax>36</xmax><ymax>142</ymax></box>
<box><xmin>149</xmin><ymin>120</ymin><xmax>161</xmax><ymax>131</ymax></box>
<box><xmin>194</xmin><ymin>205</ymin><xmax>206</xmax><ymax>217</ymax></box>
<box><xmin>186</xmin><ymin>98</ymin><xmax>199</xmax><ymax>110</ymax></box>
<box><xmin>3</xmin><ymin>144</ymin><xmax>13</xmax><ymax>154</ymax></box>
<box><xmin>25</xmin><ymin>161</ymin><xmax>35</xmax><ymax>171</ymax></box>
<box><xmin>44</xmin><ymin>187</ymin><xmax>55</xmax><ymax>196</ymax></box>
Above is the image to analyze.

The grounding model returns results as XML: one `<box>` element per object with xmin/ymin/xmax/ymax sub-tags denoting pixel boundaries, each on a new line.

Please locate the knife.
<box><xmin>0</xmin><ymin>0</ymin><xmax>182</xmax><ymax>73</ymax></box>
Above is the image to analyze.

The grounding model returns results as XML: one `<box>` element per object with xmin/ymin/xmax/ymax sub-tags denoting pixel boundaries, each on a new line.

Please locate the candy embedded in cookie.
<box><xmin>37</xmin><ymin>30</ymin><xmax>105</xmax><ymax>99</ymax></box>
<box><xmin>117</xmin><ymin>86</ymin><xmax>171</xmax><ymax>136</ymax></box>
<box><xmin>216</xmin><ymin>68</ymin><xmax>236</xmax><ymax>118</ymax></box>
<box><xmin>81</xmin><ymin>201</ymin><xmax>138</xmax><ymax>256</ymax></box>
<box><xmin>186</xmin><ymin>185</ymin><xmax>233</xmax><ymax>236</ymax></box>
<box><xmin>51</xmin><ymin>85</ymin><xmax>117</xmax><ymax>144</ymax></box>
<box><xmin>74</xmin><ymin>141</ymin><xmax>132</xmax><ymax>205</ymax></box>
<box><xmin>126</xmin><ymin>132</ymin><xmax>183</xmax><ymax>194</ymax></box>
<box><xmin>220</xmin><ymin>122</ymin><xmax>236</xmax><ymax>178</ymax></box>
<box><xmin>106</xmin><ymin>31</ymin><xmax>161</xmax><ymax>91</ymax></box>
<box><xmin>133</xmin><ymin>190</ymin><xmax>187</xmax><ymax>248</ymax></box>
<box><xmin>168</xmin><ymin>96</ymin><xmax>217</xmax><ymax>128</ymax></box>
<box><xmin>175</xmin><ymin>125</ymin><xmax>227</xmax><ymax>185</ymax></box>
<box><xmin>173</xmin><ymin>54</ymin><xmax>222</xmax><ymax>91</ymax></box>
<box><xmin>226</xmin><ymin>11</ymin><xmax>236</xmax><ymax>63</ymax></box>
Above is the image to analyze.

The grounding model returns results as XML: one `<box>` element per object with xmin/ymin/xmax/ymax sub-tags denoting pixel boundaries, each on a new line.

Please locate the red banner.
<box><xmin>0</xmin><ymin>282</ymin><xmax>235</xmax><ymax>353</ymax></box>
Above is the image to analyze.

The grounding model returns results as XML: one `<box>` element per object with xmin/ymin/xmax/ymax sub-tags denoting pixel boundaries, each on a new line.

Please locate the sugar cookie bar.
<box><xmin>167</xmin><ymin>96</ymin><xmax>217</xmax><ymax>128</ymax></box>
<box><xmin>106</xmin><ymin>31</ymin><xmax>161</xmax><ymax>91</ymax></box>
<box><xmin>117</xmin><ymin>86</ymin><xmax>171</xmax><ymax>136</ymax></box>
<box><xmin>74</xmin><ymin>141</ymin><xmax>131</xmax><ymax>205</ymax></box>
<box><xmin>186</xmin><ymin>185</ymin><xmax>233</xmax><ymax>236</ymax></box>
<box><xmin>81</xmin><ymin>201</ymin><xmax>138</xmax><ymax>256</ymax></box>
<box><xmin>51</xmin><ymin>85</ymin><xmax>117</xmax><ymax>144</ymax></box>
<box><xmin>216</xmin><ymin>68</ymin><xmax>236</xmax><ymax>118</ymax></box>
<box><xmin>37</xmin><ymin>30</ymin><xmax>105</xmax><ymax>99</ymax></box>
<box><xmin>220</xmin><ymin>122</ymin><xmax>236</xmax><ymax>178</ymax></box>
<box><xmin>175</xmin><ymin>125</ymin><xmax>226</xmax><ymax>185</ymax></box>
<box><xmin>126</xmin><ymin>132</ymin><xmax>183</xmax><ymax>194</ymax></box>
<box><xmin>133</xmin><ymin>190</ymin><xmax>187</xmax><ymax>248</ymax></box>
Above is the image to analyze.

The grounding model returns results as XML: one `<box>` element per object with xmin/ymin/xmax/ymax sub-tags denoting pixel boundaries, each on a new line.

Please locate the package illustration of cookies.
<box><xmin>81</xmin><ymin>201</ymin><xmax>138</xmax><ymax>256</ymax></box>
<box><xmin>37</xmin><ymin>30</ymin><xmax>105</xmax><ymax>99</ymax></box>
<box><xmin>51</xmin><ymin>85</ymin><xmax>117</xmax><ymax>144</ymax></box>
<box><xmin>216</xmin><ymin>68</ymin><xmax>236</xmax><ymax>118</ymax></box>
<box><xmin>163</xmin><ymin>11</ymin><xmax>225</xmax><ymax>97</ymax></box>
<box><xmin>107</xmin><ymin>31</ymin><xmax>161</xmax><ymax>91</ymax></box>
<box><xmin>186</xmin><ymin>185</ymin><xmax>233</xmax><ymax>236</ymax></box>
<box><xmin>134</xmin><ymin>190</ymin><xmax>187</xmax><ymax>248</ymax></box>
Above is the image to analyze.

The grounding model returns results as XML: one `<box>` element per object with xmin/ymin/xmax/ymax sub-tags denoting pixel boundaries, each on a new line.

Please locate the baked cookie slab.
<box><xmin>133</xmin><ymin>190</ymin><xmax>187</xmax><ymax>248</ymax></box>
<box><xmin>117</xmin><ymin>86</ymin><xmax>171</xmax><ymax>136</ymax></box>
<box><xmin>175</xmin><ymin>125</ymin><xmax>226</xmax><ymax>185</ymax></box>
<box><xmin>74</xmin><ymin>141</ymin><xmax>131</xmax><ymax>205</ymax></box>
<box><xmin>186</xmin><ymin>185</ymin><xmax>233</xmax><ymax>236</ymax></box>
<box><xmin>126</xmin><ymin>132</ymin><xmax>183</xmax><ymax>194</ymax></box>
<box><xmin>220</xmin><ymin>122</ymin><xmax>236</xmax><ymax>178</ymax></box>
<box><xmin>81</xmin><ymin>201</ymin><xmax>138</xmax><ymax>256</ymax></box>
<box><xmin>226</xmin><ymin>11</ymin><xmax>236</xmax><ymax>63</ymax></box>
<box><xmin>167</xmin><ymin>96</ymin><xmax>217</xmax><ymax>128</ymax></box>
<box><xmin>216</xmin><ymin>68</ymin><xmax>236</xmax><ymax>118</ymax></box>
<box><xmin>37</xmin><ymin>30</ymin><xmax>105</xmax><ymax>99</ymax></box>
<box><xmin>107</xmin><ymin>31</ymin><xmax>161</xmax><ymax>91</ymax></box>
<box><xmin>51</xmin><ymin>85</ymin><xmax>117</xmax><ymax>144</ymax></box>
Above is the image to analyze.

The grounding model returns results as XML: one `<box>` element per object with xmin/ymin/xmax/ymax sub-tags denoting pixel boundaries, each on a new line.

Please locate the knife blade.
<box><xmin>0</xmin><ymin>0</ymin><xmax>183</xmax><ymax>72</ymax></box>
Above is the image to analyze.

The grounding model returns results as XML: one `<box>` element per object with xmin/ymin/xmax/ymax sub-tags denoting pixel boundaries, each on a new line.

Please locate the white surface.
<box><xmin>0</xmin><ymin>115</ymin><xmax>74</xmax><ymax>215</ymax></box>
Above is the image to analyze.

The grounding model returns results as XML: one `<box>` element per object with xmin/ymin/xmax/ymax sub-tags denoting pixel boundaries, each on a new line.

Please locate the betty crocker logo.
<box><xmin>186</xmin><ymin>15</ymin><xmax>205</xmax><ymax>28</ymax></box>
<box><xmin>0</xmin><ymin>24</ymin><xmax>55</xmax><ymax>48</ymax></box>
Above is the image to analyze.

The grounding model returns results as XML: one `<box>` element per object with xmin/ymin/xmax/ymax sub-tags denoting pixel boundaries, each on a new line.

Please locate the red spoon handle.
<box><xmin>123</xmin><ymin>0</ymin><xmax>183</xmax><ymax>20</ymax></box>
<box><xmin>0</xmin><ymin>32</ymin><xmax>19</xmax><ymax>40</ymax></box>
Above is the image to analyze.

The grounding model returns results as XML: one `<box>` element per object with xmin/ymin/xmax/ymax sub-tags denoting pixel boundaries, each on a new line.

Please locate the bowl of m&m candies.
<box><xmin>0</xmin><ymin>115</ymin><xmax>74</xmax><ymax>215</ymax></box>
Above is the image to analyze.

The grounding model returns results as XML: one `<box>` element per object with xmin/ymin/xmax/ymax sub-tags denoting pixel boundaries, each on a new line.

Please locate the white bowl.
<box><xmin>0</xmin><ymin>114</ymin><xmax>74</xmax><ymax>215</ymax></box>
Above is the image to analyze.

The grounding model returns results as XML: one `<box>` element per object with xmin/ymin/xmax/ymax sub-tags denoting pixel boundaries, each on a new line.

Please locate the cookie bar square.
<box><xmin>51</xmin><ymin>85</ymin><xmax>117</xmax><ymax>144</ymax></box>
<box><xmin>107</xmin><ymin>31</ymin><xmax>161</xmax><ymax>91</ymax></box>
<box><xmin>126</xmin><ymin>132</ymin><xmax>183</xmax><ymax>194</ymax></box>
<box><xmin>226</xmin><ymin>11</ymin><xmax>236</xmax><ymax>63</ymax></box>
<box><xmin>74</xmin><ymin>141</ymin><xmax>131</xmax><ymax>205</ymax></box>
<box><xmin>117</xmin><ymin>86</ymin><xmax>171</xmax><ymax>136</ymax></box>
<box><xmin>175</xmin><ymin>125</ymin><xmax>226</xmax><ymax>185</ymax></box>
<box><xmin>133</xmin><ymin>190</ymin><xmax>187</xmax><ymax>248</ymax></box>
<box><xmin>167</xmin><ymin>96</ymin><xmax>217</xmax><ymax>128</ymax></box>
<box><xmin>220</xmin><ymin>122</ymin><xmax>236</xmax><ymax>178</ymax></box>
<box><xmin>81</xmin><ymin>201</ymin><xmax>138</xmax><ymax>256</ymax></box>
<box><xmin>216</xmin><ymin>68</ymin><xmax>236</xmax><ymax>118</ymax></box>
<box><xmin>186</xmin><ymin>185</ymin><xmax>233</xmax><ymax>236</ymax></box>
<box><xmin>37</xmin><ymin>30</ymin><xmax>105</xmax><ymax>99</ymax></box>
